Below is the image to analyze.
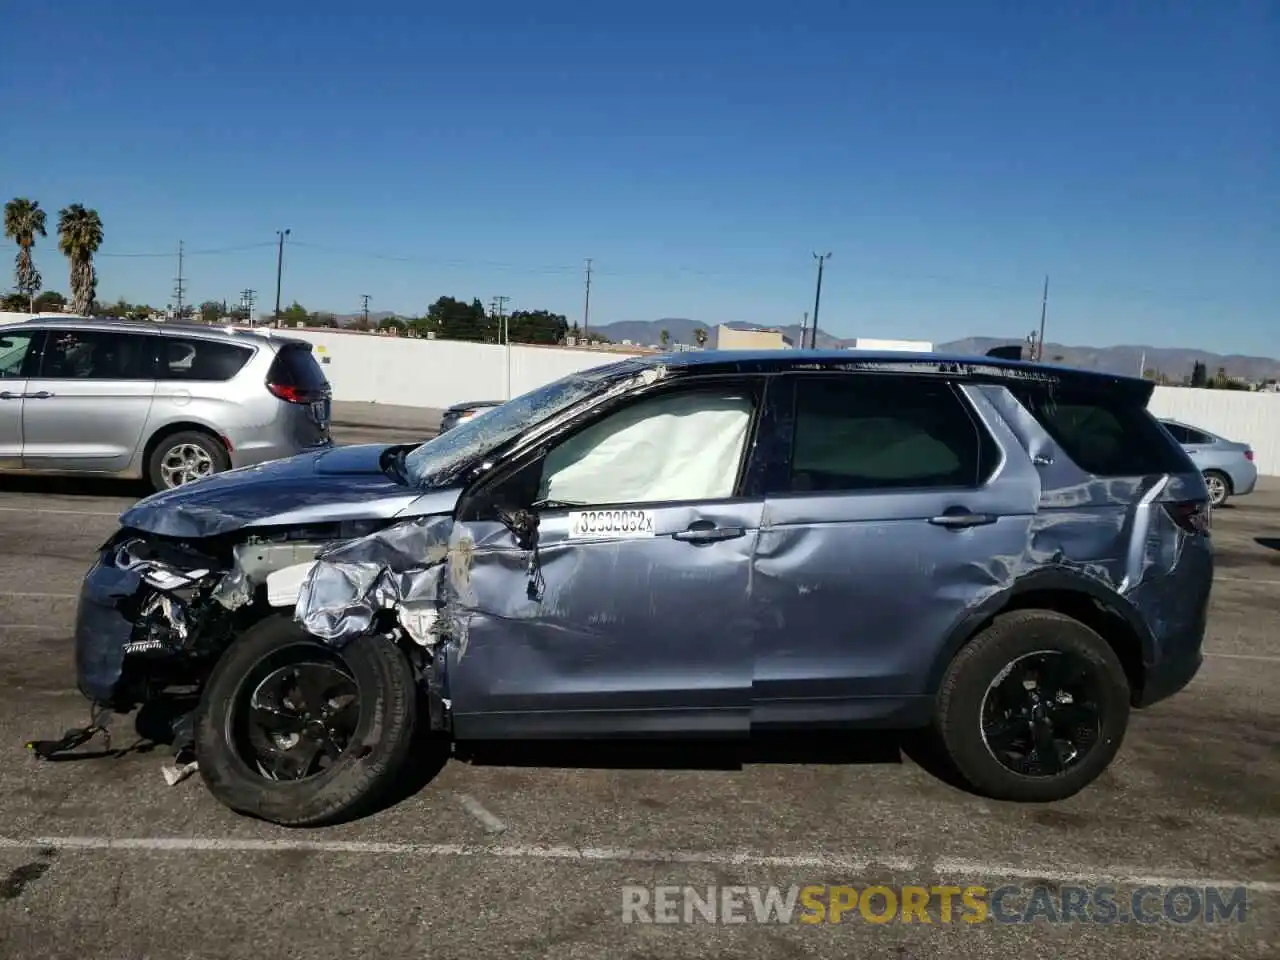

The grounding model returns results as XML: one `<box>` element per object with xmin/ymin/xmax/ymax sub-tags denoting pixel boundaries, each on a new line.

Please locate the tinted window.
<box><xmin>267</xmin><ymin>344</ymin><xmax>328</xmax><ymax>393</ymax></box>
<box><xmin>0</xmin><ymin>331</ymin><xmax>37</xmax><ymax>378</ymax></box>
<box><xmin>37</xmin><ymin>330</ymin><xmax>153</xmax><ymax>380</ymax></box>
<box><xmin>1161</xmin><ymin>422</ymin><xmax>1192</xmax><ymax>443</ymax></box>
<box><xmin>1013</xmin><ymin>387</ymin><xmax>1188</xmax><ymax>476</ymax></box>
<box><xmin>782</xmin><ymin>375</ymin><xmax>993</xmax><ymax>493</ymax></box>
<box><xmin>158</xmin><ymin>338</ymin><xmax>253</xmax><ymax>381</ymax></box>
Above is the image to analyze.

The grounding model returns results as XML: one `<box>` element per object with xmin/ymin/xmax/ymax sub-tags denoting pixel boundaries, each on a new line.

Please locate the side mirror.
<box><xmin>496</xmin><ymin>506</ymin><xmax>539</xmax><ymax>550</ymax></box>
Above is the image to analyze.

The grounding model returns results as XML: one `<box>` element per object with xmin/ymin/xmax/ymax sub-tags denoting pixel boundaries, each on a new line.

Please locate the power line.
<box><xmin>99</xmin><ymin>240</ymin><xmax>277</xmax><ymax>259</ymax></box>
<box><xmin>360</xmin><ymin>294</ymin><xmax>371</xmax><ymax>328</ymax></box>
<box><xmin>274</xmin><ymin>228</ymin><xmax>291</xmax><ymax>327</ymax></box>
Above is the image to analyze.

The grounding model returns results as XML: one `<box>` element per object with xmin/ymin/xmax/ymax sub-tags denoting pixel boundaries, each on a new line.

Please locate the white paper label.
<box><xmin>567</xmin><ymin>509</ymin><xmax>657</xmax><ymax>540</ymax></box>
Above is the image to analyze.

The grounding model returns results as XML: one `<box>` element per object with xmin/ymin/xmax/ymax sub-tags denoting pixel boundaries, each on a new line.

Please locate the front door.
<box><xmin>445</xmin><ymin>377</ymin><xmax>770</xmax><ymax>739</ymax></box>
<box><xmin>0</xmin><ymin>328</ymin><xmax>38</xmax><ymax>468</ymax></box>
<box><xmin>750</xmin><ymin>372</ymin><xmax>1040</xmax><ymax>728</ymax></box>
<box><xmin>21</xmin><ymin>328</ymin><xmax>157</xmax><ymax>473</ymax></box>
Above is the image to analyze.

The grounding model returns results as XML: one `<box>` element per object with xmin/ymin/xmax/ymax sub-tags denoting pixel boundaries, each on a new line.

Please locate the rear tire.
<box><xmin>146</xmin><ymin>429</ymin><xmax>230</xmax><ymax>491</ymax></box>
<box><xmin>194</xmin><ymin>615</ymin><xmax>419</xmax><ymax>827</ymax></box>
<box><xmin>1203</xmin><ymin>469</ymin><xmax>1230</xmax><ymax>508</ymax></box>
<box><xmin>934</xmin><ymin>609</ymin><xmax>1131</xmax><ymax>803</ymax></box>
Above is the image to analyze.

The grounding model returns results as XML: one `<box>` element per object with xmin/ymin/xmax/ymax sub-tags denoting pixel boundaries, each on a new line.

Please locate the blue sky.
<box><xmin>2</xmin><ymin>1</ymin><xmax>1275</xmax><ymax>353</ymax></box>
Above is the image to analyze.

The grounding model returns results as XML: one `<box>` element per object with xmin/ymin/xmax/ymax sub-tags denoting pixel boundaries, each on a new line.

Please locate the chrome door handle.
<box><xmin>25</xmin><ymin>391</ymin><xmax>53</xmax><ymax>399</ymax></box>
<box><xmin>672</xmin><ymin>524</ymin><xmax>745</xmax><ymax>543</ymax></box>
<box><xmin>929</xmin><ymin>510</ymin><xmax>996</xmax><ymax>529</ymax></box>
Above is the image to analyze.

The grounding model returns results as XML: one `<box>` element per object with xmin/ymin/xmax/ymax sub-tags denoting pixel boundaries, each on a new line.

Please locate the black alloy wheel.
<box><xmin>979</xmin><ymin>650</ymin><xmax>1104</xmax><ymax>777</ymax></box>
<box><xmin>229</xmin><ymin>646</ymin><xmax>361</xmax><ymax>782</ymax></box>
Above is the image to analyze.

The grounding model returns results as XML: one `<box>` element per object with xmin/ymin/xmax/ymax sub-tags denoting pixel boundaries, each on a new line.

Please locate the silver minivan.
<box><xmin>0</xmin><ymin>315</ymin><xmax>332</xmax><ymax>490</ymax></box>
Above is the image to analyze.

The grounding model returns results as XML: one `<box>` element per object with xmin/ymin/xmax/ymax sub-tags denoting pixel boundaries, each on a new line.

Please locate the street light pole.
<box><xmin>810</xmin><ymin>252</ymin><xmax>831</xmax><ymax>349</ymax></box>
<box><xmin>274</xmin><ymin>229</ymin><xmax>291</xmax><ymax>327</ymax></box>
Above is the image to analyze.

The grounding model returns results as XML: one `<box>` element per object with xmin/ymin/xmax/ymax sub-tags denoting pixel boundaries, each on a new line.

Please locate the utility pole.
<box><xmin>173</xmin><ymin>241</ymin><xmax>186</xmax><ymax>321</ymax></box>
<box><xmin>810</xmin><ymin>252</ymin><xmax>831</xmax><ymax>349</ymax></box>
<box><xmin>1036</xmin><ymin>274</ymin><xmax>1049</xmax><ymax>361</ymax></box>
<box><xmin>492</xmin><ymin>295</ymin><xmax>512</xmax><ymax>398</ymax></box>
<box><xmin>360</xmin><ymin>294</ymin><xmax>371</xmax><ymax>329</ymax></box>
<box><xmin>582</xmin><ymin>258</ymin><xmax>593</xmax><ymax>343</ymax></box>
<box><xmin>241</xmin><ymin>288</ymin><xmax>257</xmax><ymax>326</ymax></box>
<box><xmin>800</xmin><ymin>311</ymin><xmax>808</xmax><ymax>350</ymax></box>
<box><xmin>274</xmin><ymin>229</ymin><xmax>291</xmax><ymax>327</ymax></box>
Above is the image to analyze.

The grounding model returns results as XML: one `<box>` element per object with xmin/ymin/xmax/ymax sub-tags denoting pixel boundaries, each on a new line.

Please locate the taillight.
<box><xmin>1245</xmin><ymin>449</ymin><xmax>1254</xmax><ymax>462</ymax></box>
<box><xmin>1163</xmin><ymin>500</ymin><xmax>1211</xmax><ymax>535</ymax></box>
<box><xmin>267</xmin><ymin>382</ymin><xmax>307</xmax><ymax>404</ymax></box>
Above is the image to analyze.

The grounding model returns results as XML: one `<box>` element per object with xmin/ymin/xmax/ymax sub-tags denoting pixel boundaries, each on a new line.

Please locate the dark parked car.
<box><xmin>438</xmin><ymin>400</ymin><xmax>502</xmax><ymax>433</ymax></box>
<box><xmin>59</xmin><ymin>350</ymin><xmax>1213</xmax><ymax>826</ymax></box>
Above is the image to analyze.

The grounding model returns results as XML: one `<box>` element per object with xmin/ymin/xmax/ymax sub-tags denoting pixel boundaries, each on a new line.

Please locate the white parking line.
<box><xmin>1214</xmin><ymin>576</ymin><xmax>1280</xmax><ymax>585</ymax></box>
<box><xmin>0</xmin><ymin>835</ymin><xmax>1275</xmax><ymax>892</ymax></box>
<box><xmin>0</xmin><ymin>505</ymin><xmax>122</xmax><ymax>519</ymax></box>
<box><xmin>5</xmin><ymin>591</ymin><xmax>79</xmax><ymax>600</ymax></box>
<box><xmin>456</xmin><ymin>793</ymin><xmax>508</xmax><ymax>834</ymax></box>
<box><xmin>1204</xmin><ymin>652</ymin><xmax>1280</xmax><ymax>663</ymax></box>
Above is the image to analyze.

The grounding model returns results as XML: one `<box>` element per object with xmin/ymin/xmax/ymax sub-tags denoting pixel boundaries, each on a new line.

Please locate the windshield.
<box><xmin>402</xmin><ymin>356</ymin><xmax>652</xmax><ymax>488</ymax></box>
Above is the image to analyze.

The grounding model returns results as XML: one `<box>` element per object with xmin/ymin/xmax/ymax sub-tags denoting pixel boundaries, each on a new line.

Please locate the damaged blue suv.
<box><xmin>63</xmin><ymin>350</ymin><xmax>1213</xmax><ymax>826</ymax></box>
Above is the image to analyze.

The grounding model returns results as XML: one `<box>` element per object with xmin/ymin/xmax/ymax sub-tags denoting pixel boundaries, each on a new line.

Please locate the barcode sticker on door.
<box><xmin>567</xmin><ymin>510</ymin><xmax>656</xmax><ymax>540</ymax></box>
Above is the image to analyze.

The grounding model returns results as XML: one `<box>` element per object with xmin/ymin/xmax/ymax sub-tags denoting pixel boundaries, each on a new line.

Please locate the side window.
<box><xmin>0</xmin><ymin>331</ymin><xmax>37</xmax><ymax>378</ymax></box>
<box><xmin>1162</xmin><ymin>423</ymin><xmax>1191</xmax><ymax>443</ymax></box>
<box><xmin>159</xmin><ymin>338</ymin><xmax>253</xmax><ymax>381</ymax></box>
<box><xmin>782</xmin><ymin>375</ymin><xmax>991</xmax><ymax>493</ymax></box>
<box><xmin>1183</xmin><ymin>428</ymin><xmax>1213</xmax><ymax>445</ymax></box>
<box><xmin>37</xmin><ymin>330</ymin><xmax>153</xmax><ymax>380</ymax></box>
<box><xmin>537</xmin><ymin>388</ymin><xmax>757</xmax><ymax>506</ymax></box>
<box><xmin>1011</xmin><ymin>387</ymin><xmax>1188</xmax><ymax>476</ymax></box>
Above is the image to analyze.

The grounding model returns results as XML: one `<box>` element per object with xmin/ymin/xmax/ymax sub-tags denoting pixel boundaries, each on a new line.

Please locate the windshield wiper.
<box><xmin>382</xmin><ymin>447</ymin><xmax>409</xmax><ymax>485</ymax></box>
<box><xmin>529</xmin><ymin>497</ymin><xmax>589</xmax><ymax>510</ymax></box>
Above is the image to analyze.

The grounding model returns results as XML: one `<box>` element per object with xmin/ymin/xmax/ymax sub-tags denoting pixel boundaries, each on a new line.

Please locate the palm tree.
<box><xmin>659</xmin><ymin>328</ymin><xmax>670</xmax><ymax>349</ymax></box>
<box><xmin>693</xmin><ymin>327</ymin><xmax>708</xmax><ymax>348</ymax></box>
<box><xmin>57</xmin><ymin>204</ymin><xmax>104</xmax><ymax>316</ymax></box>
<box><xmin>4</xmin><ymin>198</ymin><xmax>47</xmax><ymax>311</ymax></box>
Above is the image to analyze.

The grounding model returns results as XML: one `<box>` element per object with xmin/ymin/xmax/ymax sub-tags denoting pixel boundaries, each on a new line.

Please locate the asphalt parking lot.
<box><xmin>0</xmin><ymin>406</ymin><xmax>1276</xmax><ymax>959</ymax></box>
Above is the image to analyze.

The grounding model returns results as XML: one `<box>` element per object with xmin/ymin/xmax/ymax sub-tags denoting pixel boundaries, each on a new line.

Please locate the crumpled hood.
<box><xmin>119</xmin><ymin>444</ymin><xmax>423</xmax><ymax>539</ymax></box>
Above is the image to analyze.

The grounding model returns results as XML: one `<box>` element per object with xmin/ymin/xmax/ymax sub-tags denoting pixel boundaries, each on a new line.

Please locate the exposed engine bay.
<box><xmin>45</xmin><ymin>511</ymin><xmax>493</xmax><ymax>766</ymax></box>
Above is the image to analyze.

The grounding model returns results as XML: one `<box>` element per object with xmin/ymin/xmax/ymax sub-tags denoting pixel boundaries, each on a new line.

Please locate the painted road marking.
<box><xmin>0</xmin><ymin>506</ymin><xmax>122</xmax><ymax>519</ymax></box>
<box><xmin>0</xmin><ymin>835</ymin><xmax>1276</xmax><ymax>893</ymax></box>
<box><xmin>456</xmin><ymin>793</ymin><xmax>508</xmax><ymax>834</ymax></box>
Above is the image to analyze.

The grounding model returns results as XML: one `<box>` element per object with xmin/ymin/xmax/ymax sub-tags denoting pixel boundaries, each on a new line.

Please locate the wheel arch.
<box><xmin>1203</xmin><ymin>467</ymin><xmax>1233</xmax><ymax>495</ymax></box>
<box><xmin>926</xmin><ymin>569</ymin><xmax>1155</xmax><ymax>705</ymax></box>
<box><xmin>141</xmin><ymin>419</ymin><xmax>233</xmax><ymax>469</ymax></box>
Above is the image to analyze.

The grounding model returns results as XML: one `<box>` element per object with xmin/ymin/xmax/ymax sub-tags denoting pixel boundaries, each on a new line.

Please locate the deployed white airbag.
<box><xmin>538</xmin><ymin>391</ymin><xmax>752</xmax><ymax>504</ymax></box>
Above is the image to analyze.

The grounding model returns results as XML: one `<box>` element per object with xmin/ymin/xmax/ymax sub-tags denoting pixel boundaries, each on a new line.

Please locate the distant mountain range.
<box><xmin>588</xmin><ymin>319</ymin><xmax>1280</xmax><ymax>382</ymax></box>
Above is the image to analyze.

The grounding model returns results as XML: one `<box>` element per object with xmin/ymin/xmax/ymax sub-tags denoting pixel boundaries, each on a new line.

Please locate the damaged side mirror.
<box><xmin>496</xmin><ymin>506</ymin><xmax>539</xmax><ymax>551</ymax></box>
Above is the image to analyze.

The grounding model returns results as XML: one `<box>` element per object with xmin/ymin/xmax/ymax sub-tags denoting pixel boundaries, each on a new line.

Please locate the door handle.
<box><xmin>672</xmin><ymin>524</ymin><xmax>745</xmax><ymax>543</ymax></box>
<box><xmin>928</xmin><ymin>509</ymin><xmax>997</xmax><ymax>529</ymax></box>
<box><xmin>0</xmin><ymin>391</ymin><xmax>16</xmax><ymax>400</ymax></box>
<box><xmin>25</xmin><ymin>391</ymin><xmax>53</xmax><ymax>399</ymax></box>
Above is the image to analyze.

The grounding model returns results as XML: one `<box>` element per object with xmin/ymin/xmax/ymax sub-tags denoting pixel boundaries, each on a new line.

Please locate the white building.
<box><xmin>846</xmin><ymin>337</ymin><xmax>934</xmax><ymax>353</ymax></box>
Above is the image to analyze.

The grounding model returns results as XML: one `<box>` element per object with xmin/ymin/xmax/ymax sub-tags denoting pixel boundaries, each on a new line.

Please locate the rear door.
<box><xmin>21</xmin><ymin>328</ymin><xmax>157</xmax><ymax>472</ymax></box>
<box><xmin>751</xmin><ymin>371</ymin><xmax>1040</xmax><ymax>728</ymax></box>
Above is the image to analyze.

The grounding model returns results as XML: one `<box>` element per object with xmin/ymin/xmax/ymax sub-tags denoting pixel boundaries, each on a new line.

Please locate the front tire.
<box><xmin>194</xmin><ymin>615</ymin><xmax>419</xmax><ymax>827</ymax></box>
<box><xmin>934</xmin><ymin>609</ymin><xmax>1131</xmax><ymax>803</ymax></box>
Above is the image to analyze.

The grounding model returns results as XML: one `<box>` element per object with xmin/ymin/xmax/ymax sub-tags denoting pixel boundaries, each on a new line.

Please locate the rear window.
<box><xmin>158</xmin><ymin>338</ymin><xmax>253</xmax><ymax>382</ymax></box>
<box><xmin>1012</xmin><ymin>387</ymin><xmax>1190</xmax><ymax>477</ymax></box>
<box><xmin>267</xmin><ymin>344</ymin><xmax>329</xmax><ymax>393</ymax></box>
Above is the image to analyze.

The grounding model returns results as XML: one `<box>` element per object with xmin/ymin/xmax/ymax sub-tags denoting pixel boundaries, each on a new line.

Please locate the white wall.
<box><xmin>1149</xmin><ymin>386</ymin><xmax>1280</xmax><ymax>474</ymax></box>
<box><xmin>285</xmin><ymin>330</ymin><xmax>643</xmax><ymax>410</ymax></box>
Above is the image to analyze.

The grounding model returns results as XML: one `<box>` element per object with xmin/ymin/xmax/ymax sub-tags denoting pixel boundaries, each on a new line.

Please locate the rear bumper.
<box><xmin>1230</xmin><ymin>463</ymin><xmax>1258</xmax><ymax>497</ymax></box>
<box><xmin>1135</xmin><ymin>649</ymin><xmax>1203</xmax><ymax>707</ymax></box>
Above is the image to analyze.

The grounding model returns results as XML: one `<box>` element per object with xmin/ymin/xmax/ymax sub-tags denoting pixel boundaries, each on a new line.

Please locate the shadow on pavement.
<box><xmin>1255</xmin><ymin>536</ymin><xmax>1280</xmax><ymax>552</ymax></box>
<box><xmin>0</xmin><ymin>474</ymin><xmax>148</xmax><ymax>500</ymax></box>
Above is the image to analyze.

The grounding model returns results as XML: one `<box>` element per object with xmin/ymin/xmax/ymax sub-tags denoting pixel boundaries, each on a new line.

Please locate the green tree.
<box><xmin>1190</xmin><ymin>361</ymin><xmax>1207</xmax><ymax>388</ymax></box>
<box><xmin>4</xmin><ymin>198</ymin><xmax>47</xmax><ymax>311</ymax></box>
<box><xmin>199</xmin><ymin>300</ymin><xmax>223</xmax><ymax>324</ymax></box>
<box><xmin>280</xmin><ymin>300</ymin><xmax>310</xmax><ymax>325</ymax></box>
<box><xmin>310</xmin><ymin>312</ymin><xmax>337</xmax><ymax>327</ymax></box>
<box><xmin>428</xmin><ymin>296</ymin><xmax>491</xmax><ymax>342</ymax></box>
<box><xmin>378</xmin><ymin>315</ymin><xmax>406</xmax><ymax>332</ymax></box>
<box><xmin>31</xmin><ymin>289</ymin><xmax>65</xmax><ymax>312</ymax></box>
<box><xmin>57</xmin><ymin>204</ymin><xmax>104</xmax><ymax>316</ymax></box>
<box><xmin>509</xmin><ymin>309</ymin><xmax>568</xmax><ymax>345</ymax></box>
<box><xmin>693</xmin><ymin>327</ymin><xmax>708</xmax><ymax>348</ymax></box>
<box><xmin>659</xmin><ymin>328</ymin><xmax>671</xmax><ymax>349</ymax></box>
